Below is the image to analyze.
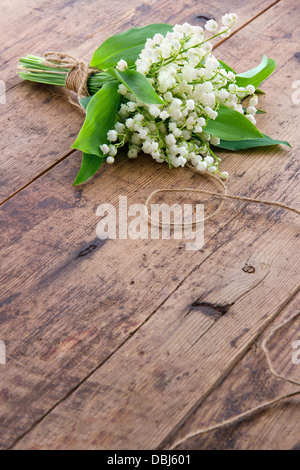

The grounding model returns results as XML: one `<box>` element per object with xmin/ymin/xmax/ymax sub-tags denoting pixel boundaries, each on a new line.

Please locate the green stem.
<box><xmin>18</xmin><ymin>55</ymin><xmax>113</xmax><ymax>95</ymax></box>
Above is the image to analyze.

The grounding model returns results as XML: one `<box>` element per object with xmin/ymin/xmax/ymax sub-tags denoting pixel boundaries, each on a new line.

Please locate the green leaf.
<box><xmin>72</xmin><ymin>81</ymin><xmax>120</xmax><ymax>156</ymax></box>
<box><xmin>109</xmin><ymin>68</ymin><xmax>163</xmax><ymax>105</ymax></box>
<box><xmin>73</xmin><ymin>153</ymin><xmax>104</xmax><ymax>185</ymax></box>
<box><xmin>79</xmin><ymin>95</ymin><xmax>94</xmax><ymax>110</ymax></box>
<box><xmin>218</xmin><ymin>60</ymin><xmax>236</xmax><ymax>73</ymax></box>
<box><xmin>235</xmin><ymin>55</ymin><xmax>276</xmax><ymax>89</ymax></box>
<box><xmin>204</xmin><ymin>105</ymin><xmax>264</xmax><ymax>141</ymax></box>
<box><xmin>218</xmin><ymin>59</ymin><xmax>264</xmax><ymax>93</ymax></box>
<box><xmin>215</xmin><ymin>134</ymin><xmax>292</xmax><ymax>151</ymax></box>
<box><xmin>91</xmin><ymin>23</ymin><xmax>173</xmax><ymax>70</ymax></box>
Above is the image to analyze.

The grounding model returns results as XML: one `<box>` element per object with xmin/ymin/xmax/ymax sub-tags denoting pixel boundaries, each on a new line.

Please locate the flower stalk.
<box><xmin>17</xmin><ymin>13</ymin><xmax>290</xmax><ymax>185</ymax></box>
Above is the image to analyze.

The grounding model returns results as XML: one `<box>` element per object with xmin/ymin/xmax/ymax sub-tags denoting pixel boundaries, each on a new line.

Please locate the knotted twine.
<box><xmin>43</xmin><ymin>53</ymin><xmax>300</xmax><ymax>442</ymax></box>
<box><xmin>43</xmin><ymin>52</ymin><xmax>99</xmax><ymax>108</ymax></box>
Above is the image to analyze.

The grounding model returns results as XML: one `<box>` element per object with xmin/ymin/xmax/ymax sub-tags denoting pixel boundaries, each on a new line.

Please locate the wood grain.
<box><xmin>165</xmin><ymin>293</ymin><xmax>300</xmax><ymax>450</ymax></box>
<box><xmin>1</xmin><ymin>0</ymin><xmax>277</xmax><ymax>85</ymax></box>
<box><xmin>0</xmin><ymin>155</ymin><xmax>261</xmax><ymax>448</ymax></box>
<box><xmin>11</xmin><ymin>172</ymin><xmax>299</xmax><ymax>449</ymax></box>
<box><xmin>0</xmin><ymin>0</ymin><xmax>299</xmax><ymax>450</ymax></box>
<box><xmin>0</xmin><ymin>0</ymin><xmax>278</xmax><ymax>200</ymax></box>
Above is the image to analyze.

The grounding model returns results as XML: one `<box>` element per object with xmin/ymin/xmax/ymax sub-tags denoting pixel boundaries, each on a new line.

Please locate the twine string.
<box><xmin>43</xmin><ymin>52</ymin><xmax>99</xmax><ymax>105</ymax></box>
<box><xmin>145</xmin><ymin>172</ymin><xmax>227</xmax><ymax>226</ymax></box>
<box><xmin>170</xmin><ymin>311</ymin><xmax>300</xmax><ymax>449</ymax></box>
<box><xmin>145</xmin><ymin>167</ymin><xmax>299</xmax><ymax>229</ymax></box>
<box><xmin>144</xmin><ymin>168</ymin><xmax>300</xmax><ymax>449</ymax></box>
<box><xmin>24</xmin><ymin>55</ymin><xmax>300</xmax><ymax>443</ymax></box>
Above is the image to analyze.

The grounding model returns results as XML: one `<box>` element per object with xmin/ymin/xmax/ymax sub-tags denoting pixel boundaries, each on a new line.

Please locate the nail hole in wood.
<box><xmin>242</xmin><ymin>265</ymin><xmax>256</xmax><ymax>274</ymax></box>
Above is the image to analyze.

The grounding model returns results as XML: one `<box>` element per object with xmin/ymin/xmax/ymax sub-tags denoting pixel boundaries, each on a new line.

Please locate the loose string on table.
<box><xmin>144</xmin><ymin>168</ymin><xmax>299</xmax><ymax>449</ymax></box>
<box><xmin>24</xmin><ymin>57</ymin><xmax>300</xmax><ymax>445</ymax></box>
<box><xmin>170</xmin><ymin>311</ymin><xmax>300</xmax><ymax>449</ymax></box>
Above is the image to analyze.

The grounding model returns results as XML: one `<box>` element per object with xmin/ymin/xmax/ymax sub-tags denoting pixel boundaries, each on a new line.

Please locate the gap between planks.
<box><xmin>163</xmin><ymin>291</ymin><xmax>300</xmax><ymax>450</ymax></box>
<box><xmin>7</xmin><ymin>176</ymin><xmax>299</xmax><ymax>448</ymax></box>
<box><xmin>6</xmin><ymin>204</ymin><xmax>249</xmax><ymax>449</ymax></box>
<box><xmin>159</xmin><ymin>285</ymin><xmax>300</xmax><ymax>450</ymax></box>
<box><xmin>4</xmin><ymin>0</ymin><xmax>280</xmax><ymax>95</ymax></box>
<box><xmin>0</xmin><ymin>0</ymin><xmax>281</xmax><ymax>206</ymax></box>
<box><xmin>2</xmin><ymin>0</ymin><xmax>298</xmax><ymax>449</ymax></box>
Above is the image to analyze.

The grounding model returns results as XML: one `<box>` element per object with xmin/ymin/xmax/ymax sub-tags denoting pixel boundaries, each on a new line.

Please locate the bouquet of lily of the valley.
<box><xmin>18</xmin><ymin>13</ymin><xmax>290</xmax><ymax>185</ymax></box>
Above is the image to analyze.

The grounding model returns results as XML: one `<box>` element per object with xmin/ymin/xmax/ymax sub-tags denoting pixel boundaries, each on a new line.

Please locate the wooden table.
<box><xmin>0</xmin><ymin>0</ymin><xmax>299</xmax><ymax>450</ymax></box>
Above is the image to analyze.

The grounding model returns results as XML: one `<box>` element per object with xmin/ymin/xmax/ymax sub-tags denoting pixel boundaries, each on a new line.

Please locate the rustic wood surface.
<box><xmin>0</xmin><ymin>0</ymin><xmax>278</xmax><ymax>200</ymax></box>
<box><xmin>0</xmin><ymin>0</ymin><xmax>299</xmax><ymax>450</ymax></box>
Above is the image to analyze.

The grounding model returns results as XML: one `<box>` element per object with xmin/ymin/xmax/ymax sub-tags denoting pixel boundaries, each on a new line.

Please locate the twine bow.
<box><xmin>43</xmin><ymin>52</ymin><xmax>99</xmax><ymax>103</ymax></box>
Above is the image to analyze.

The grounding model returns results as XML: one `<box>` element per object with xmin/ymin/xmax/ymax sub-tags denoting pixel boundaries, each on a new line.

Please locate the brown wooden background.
<box><xmin>0</xmin><ymin>0</ymin><xmax>299</xmax><ymax>450</ymax></box>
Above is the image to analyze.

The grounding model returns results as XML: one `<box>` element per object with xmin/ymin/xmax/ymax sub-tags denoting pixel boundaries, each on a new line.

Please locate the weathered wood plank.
<box><xmin>165</xmin><ymin>293</ymin><xmax>300</xmax><ymax>450</ymax></box>
<box><xmin>0</xmin><ymin>0</ymin><xmax>278</xmax><ymax>200</ymax></box>
<box><xmin>0</xmin><ymin>155</ymin><xmax>256</xmax><ymax>448</ymax></box>
<box><xmin>0</xmin><ymin>0</ymin><xmax>277</xmax><ymax>85</ymax></box>
<box><xmin>8</xmin><ymin>0</ymin><xmax>300</xmax><ymax>449</ymax></box>
<box><xmin>11</xmin><ymin>178</ymin><xmax>299</xmax><ymax>449</ymax></box>
<box><xmin>0</xmin><ymin>0</ymin><xmax>298</xmax><ymax>450</ymax></box>
<box><xmin>1</xmin><ymin>154</ymin><xmax>298</xmax><ymax>449</ymax></box>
